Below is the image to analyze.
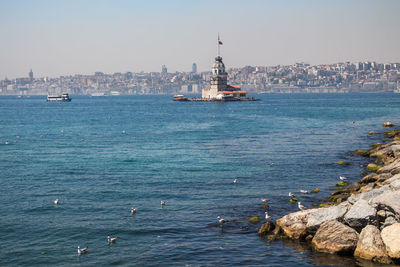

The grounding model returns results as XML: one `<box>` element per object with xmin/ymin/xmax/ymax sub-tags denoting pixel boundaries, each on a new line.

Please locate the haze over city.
<box><xmin>0</xmin><ymin>0</ymin><xmax>399</xmax><ymax>79</ymax></box>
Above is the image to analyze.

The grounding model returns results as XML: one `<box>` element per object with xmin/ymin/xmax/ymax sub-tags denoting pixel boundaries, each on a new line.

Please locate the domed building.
<box><xmin>202</xmin><ymin>56</ymin><xmax>247</xmax><ymax>100</ymax></box>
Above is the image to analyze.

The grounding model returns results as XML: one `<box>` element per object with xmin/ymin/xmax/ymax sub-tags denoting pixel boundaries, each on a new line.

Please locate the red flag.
<box><xmin>218</xmin><ymin>40</ymin><xmax>223</xmax><ymax>45</ymax></box>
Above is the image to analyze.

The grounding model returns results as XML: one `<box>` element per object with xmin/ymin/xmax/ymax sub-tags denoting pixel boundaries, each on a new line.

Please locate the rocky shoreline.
<box><xmin>259</xmin><ymin>122</ymin><xmax>400</xmax><ymax>264</ymax></box>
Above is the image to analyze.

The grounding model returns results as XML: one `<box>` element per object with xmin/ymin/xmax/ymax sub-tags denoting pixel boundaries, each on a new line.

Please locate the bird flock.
<box><xmin>55</xmin><ymin>173</ymin><xmax>348</xmax><ymax>255</ymax></box>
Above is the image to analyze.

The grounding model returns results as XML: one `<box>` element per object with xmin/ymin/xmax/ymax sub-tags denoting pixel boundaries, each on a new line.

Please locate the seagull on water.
<box><xmin>261</xmin><ymin>199</ymin><xmax>269</xmax><ymax>203</ymax></box>
<box><xmin>298</xmin><ymin>202</ymin><xmax>307</xmax><ymax>211</ymax></box>
<box><xmin>265</xmin><ymin>212</ymin><xmax>272</xmax><ymax>221</ymax></box>
<box><xmin>53</xmin><ymin>199</ymin><xmax>59</xmax><ymax>205</ymax></box>
<box><xmin>131</xmin><ymin>207</ymin><xmax>137</xmax><ymax>215</ymax></box>
<box><xmin>270</xmin><ymin>162</ymin><xmax>275</xmax><ymax>166</ymax></box>
<box><xmin>77</xmin><ymin>246</ymin><xmax>88</xmax><ymax>255</ymax></box>
<box><xmin>108</xmin><ymin>236</ymin><xmax>118</xmax><ymax>244</ymax></box>
<box><xmin>300</xmin><ymin>189</ymin><xmax>309</xmax><ymax>194</ymax></box>
<box><xmin>288</xmin><ymin>192</ymin><xmax>295</xmax><ymax>199</ymax></box>
<box><xmin>217</xmin><ymin>216</ymin><xmax>226</xmax><ymax>224</ymax></box>
<box><xmin>161</xmin><ymin>200</ymin><xmax>166</xmax><ymax>206</ymax></box>
<box><xmin>122</xmin><ymin>130</ymin><xmax>126</xmax><ymax>134</ymax></box>
<box><xmin>233</xmin><ymin>178</ymin><xmax>237</xmax><ymax>184</ymax></box>
<box><xmin>339</xmin><ymin>176</ymin><xmax>347</xmax><ymax>181</ymax></box>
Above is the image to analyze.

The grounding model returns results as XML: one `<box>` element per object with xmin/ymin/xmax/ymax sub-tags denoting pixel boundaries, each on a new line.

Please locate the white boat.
<box><xmin>46</xmin><ymin>93</ymin><xmax>71</xmax><ymax>102</ymax></box>
<box><xmin>90</xmin><ymin>92</ymin><xmax>105</xmax><ymax>97</ymax></box>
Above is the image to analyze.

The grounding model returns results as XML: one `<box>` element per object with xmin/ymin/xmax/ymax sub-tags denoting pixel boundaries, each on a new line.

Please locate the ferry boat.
<box><xmin>173</xmin><ymin>95</ymin><xmax>188</xmax><ymax>101</ymax></box>
<box><xmin>46</xmin><ymin>93</ymin><xmax>71</xmax><ymax>102</ymax></box>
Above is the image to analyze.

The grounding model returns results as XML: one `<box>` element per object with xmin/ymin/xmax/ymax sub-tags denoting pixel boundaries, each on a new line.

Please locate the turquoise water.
<box><xmin>0</xmin><ymin>93</ymin><xmax>399</xmax><ymax>266</ymax></box>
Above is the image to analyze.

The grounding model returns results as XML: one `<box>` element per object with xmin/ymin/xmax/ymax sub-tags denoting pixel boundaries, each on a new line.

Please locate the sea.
<box><xmin>1</xmin><ymin>93</ymin><xmax>399</xmax><ymax>266</ymax></box>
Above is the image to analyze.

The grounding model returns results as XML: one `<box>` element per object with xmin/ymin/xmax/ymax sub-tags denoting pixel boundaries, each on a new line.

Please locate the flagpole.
<box><xmin>218</xmin><ymin>33</ymin><xmax>220</xmax><ymax>56</ymax></box>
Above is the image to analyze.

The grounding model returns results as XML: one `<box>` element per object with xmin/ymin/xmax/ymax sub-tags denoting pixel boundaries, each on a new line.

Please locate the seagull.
<box><xmin>161</xmin><ymin>200</ymin><xmax>166</xmax><ymax>206</ymax></box>
<box><xmin>233</xmin><ymin>178</ymin><xmax>237</xmax><ymax>184</ymax></box>
<box><xmin>131</xmin><ymin>207</ymin><xmax>137</xmax><ymax>215</ymax></box>
<box><xmin>339</xmin><ymin>176</ymin><xmax>347</xmax><ymax>181</ymax></box>
<box><xmin>288</xmin><ymin>192</ymin><xmax>295</xmax><ymax>199</ymax></box>
<box><xmin>107</xmin><ymin>236</ymin><xmax>118</xmax><ymax>244</ymax></box>
<box><xmin>265</xmin><ymin>211</ymin><xmax>272</xmax><ymax>221</ymax></box>
<box><xmin>77</xmin><ymin>246</ymin><xmax>88</xmax><ymax>255</ymax></box>
<box><xmin>217</xmin><ymin>216</ymin><xmax>226</xmax><ymax>224</ymax></box>
<box><xmin>261</xmin><ymin>198</ymin><xmax>269</xmax><ymax>203</ymax></box>
<box><xmin>300</xmin><ymin>189</ymin><xmax>309</xmax><ymax>194</ymax></box>
<box><xmin>270</xmin><ymin>162</ymin><xmax>275</xmax><ymax>166</ymax></box>
<box><xmin>122</xmin><ymin>130</ymin><xmax>126</xmax><ymax>134</ymax></box>
<box><xmin>53</xmin><ymin>199</ymin><xmax>59</xmax><ymax>205</ymax></box>
<box><xmin>298</xmin><ymin>202</ymin><xmax>307</xmax><ymax>211</ymax></box>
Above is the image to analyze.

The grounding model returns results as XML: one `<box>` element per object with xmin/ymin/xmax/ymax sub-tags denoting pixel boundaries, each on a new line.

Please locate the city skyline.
<box><xmin>1</xmin><ymin>0</ymin><xmax>399</xmax><ymax>79</ymax></box>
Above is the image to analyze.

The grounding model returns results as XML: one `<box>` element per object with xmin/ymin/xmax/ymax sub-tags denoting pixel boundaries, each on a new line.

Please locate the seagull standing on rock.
<box><xmin>288</xmin><ymin>192</ymin><xmax>295</xmax><ymax>199</ymax></box>
<box><xmin>77</xmin><ymin>246</ymin><xmax>88</xmax><ymax>255</ymax></box>
<box><xmin>298</xmin><ymin>202</ymin><xmax>307</xmax><ymax>211</ymax></box>
<box><xmin>265</xmin><ymin>212</ymin><xmax>272</xmax><ymax>221</ymax></box>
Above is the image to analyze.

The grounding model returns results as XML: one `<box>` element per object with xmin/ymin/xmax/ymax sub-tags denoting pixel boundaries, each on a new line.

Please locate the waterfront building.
<box><xmin>161</xmin><ymin>65</ymin><xmax>168</xmax><ymax>76</ymax></box>
<box><xmin>192</xmin><ymin>63</ymin><xmax>197</xmax><ymax>73</ymax></box>
<box><xmin>202</xmin><ymin>54</ymin><xmax>246</xmax><ymax>99</ymax></box>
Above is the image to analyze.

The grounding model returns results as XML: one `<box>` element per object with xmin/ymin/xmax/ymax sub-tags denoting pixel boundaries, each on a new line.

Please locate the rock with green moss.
<box><xmin>366</xmin><ymin>163</ymin><xmax>381</xmax><ymax>172</ymax></box>
<box><xmin>248</xmin><ymin>216</ymin><xmax>261</xmax><ymax>223</ymax></box>
<box><xmin>368</xmin><ymin>131</ymin><xmax>377</xmax><ymax>135</ymax></box>
<box><xmin>370</xmin><ymin>143</ymin><xmax>382</xmax><ymax>148</ymax></box>
<box><xmin>289</xmin><ymin>197</ymin><xmax>299</xmax><ymax>203</ymax></box>
<box><xmin>383</xmin><ymin>130</ymin><xmax>400</xmax><ymax>138</ymax></box>
<box><xmin>370</xmin><ymin>153</ymin><xmax>384</xmax><ymax>159</ymax></box>
<box><xmin>353</xmin><ymin>149</ymin><xmax>370</xmax><ymax>157</ymax></box>
<box><xmin>258</xmin><ymin>221</ymin><xmax>275</xmax><ymax>236</ymax></box>
<box><xmin>311</xmin><ymin>188</ymin><xmax>320</xmax><ymax>193</ymax></box>
<box><xmin>335</xmin><ymin>160</ymin><xmax>351</xmax><ymax>166</ymax></box>
<box><xmin>336</xmin><ymin>181</ymin><xmax>350</xmax><ymax>187</ymax></box>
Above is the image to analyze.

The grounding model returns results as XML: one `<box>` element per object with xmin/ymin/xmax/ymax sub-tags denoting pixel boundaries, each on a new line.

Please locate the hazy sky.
<box><xmin>0</xmin><ymin>0</ymin><xmax>399</xmax><ymax>79</ymax></box>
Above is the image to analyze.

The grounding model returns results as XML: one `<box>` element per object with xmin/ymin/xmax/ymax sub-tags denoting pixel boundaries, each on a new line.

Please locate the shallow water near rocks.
<box><xmin>1</xmin><ymin>93</ymin><xmax>400</xmax><ymax>266</ymax></box>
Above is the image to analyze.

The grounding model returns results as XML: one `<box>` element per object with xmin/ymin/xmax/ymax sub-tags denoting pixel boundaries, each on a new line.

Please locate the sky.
<box><xmin>0</xmin><ymin>0</ymin><xmax>399</xmax><ymax>79</ymax></box>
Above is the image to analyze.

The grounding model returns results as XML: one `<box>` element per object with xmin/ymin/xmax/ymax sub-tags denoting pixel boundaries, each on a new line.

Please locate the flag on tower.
<box><xmin>218</xmin><ymin>34</ymin><xmax>223</xmax><ymax>45</ymax></box>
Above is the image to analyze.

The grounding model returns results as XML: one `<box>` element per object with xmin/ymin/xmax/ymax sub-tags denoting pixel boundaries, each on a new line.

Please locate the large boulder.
<box><xmin>354</xmin><ymin>225</ymin><xmax>392</xmax><ymax>264</ymax></box>
<box><xmin>306</xmin><ymin>203</ymin><xmax>350</xmax><ymax>233</ymax></box>
<box><xmin>381</xmin><ymin>223</ymin><xmax>400</xmax><ymax>258</ymax></box>
<box><xmin>275</xmin><ymin>209</ymin><xmax>316</xmax><ymax>239</ymax></box>
<box><xmin>312</xmin><ymin>220</ymin><xmax>359</xmax><ymax>255</ymax></box>
<box><xmin>371</xmin><ymin>191</ymin><xmax>400</xmax><ymax>218</ymax></box>
<box><xmin>347</xmin><ymin>185</ymin><xmax>391</xmax><ymax>204</ymax></box>
<box><xmin>378</xmin><ymin>158</ymin><xmax>400</xmax><ymax>174</ymax></box>
<box><xmin>344</xmin><ymin>199</ymin><xmax>377</xmax><ymax>232</ymax></box>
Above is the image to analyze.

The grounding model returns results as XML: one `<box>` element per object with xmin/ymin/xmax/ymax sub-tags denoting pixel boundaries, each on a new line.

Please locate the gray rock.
<box><xmin>371</xmin><ymin>191</ymin><xmax>400</xmax><ymax>218</ymax></box>
<box><xmin>344</xmin><ymin>199</ymin><xmax>377</xmax><ymax>232</ymax></box>
<box><xmin>378</xmin><ymin>158</ymin><xmax>400</xmax><ymax>174</ymax></box>
<box><xmin>312</xmin><ymin>220</ymin><xmax>359</xmax><ymax>254</ymax></box>
<box><xmin>354</xmin><ymin>225</ymin><xmax>392</xmax><ymax>264</ymax></box>
<box><xmin>306</xmin><ymin>203</ymin><xmax>350</xmax><ymax>233</ymax></box>
<box><xmin>347</xmin><ymin>185</ymin><xmax>391</xmax><ymax>204</ymax></box>
<box><xmin>381</xmin><ymin>216</ymin><xmax>398</xmax><ymax>230</ymax></box>
<box><xmin>389</xmin><ymin>178</ymin><xmax>400</xmax><ymax>190</ymax></box>
<box><xmin>384</xmin><ymin>173</ymin><xmax>400</xmax><ymax>185</ymax></box>
<box><xmin>275</xmin><ymin>209</ymin><xmax>317</xmax><ymax>239</ymax></box>
<box><xmin>381</xmin><ymin>223</ymin><xmax>400</xmax><ymax>258</ymax></box>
